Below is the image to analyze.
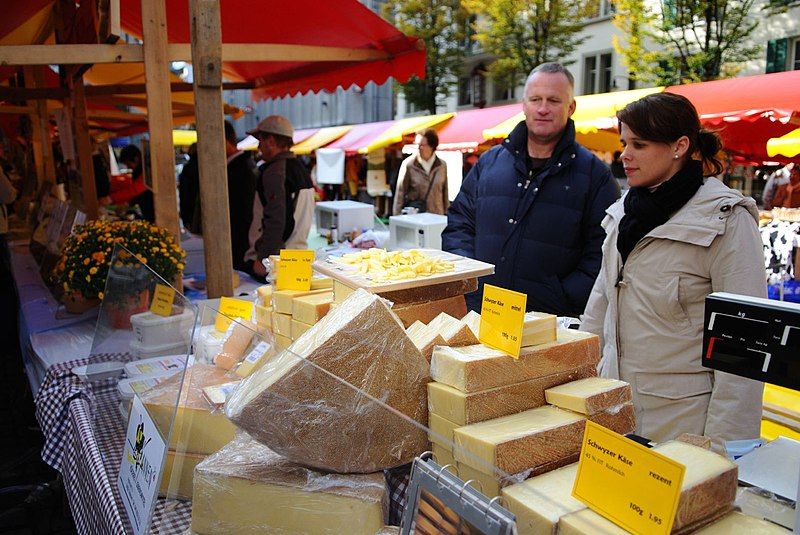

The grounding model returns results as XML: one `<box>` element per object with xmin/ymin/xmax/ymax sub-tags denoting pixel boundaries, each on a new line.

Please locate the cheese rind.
<box><xmin>544</xmin><ymin>377</ymin><xmax>632</xmax><ymax>415</ymax></box>
<box><xmin>292</xmin><ymin>292</ymin><xmax>333</xmax><ymax>324</ymax></box>
<box><xmin>393</xmin><ymin>295</ymin><xmax>468</xmax><ymax>328</ymax></box>
<box><xmin>428</xmin><ymin>366</ymin><xmax>595</xmax><ymax>426</ymax></box>
<box><xmin>380</xmin><ymin>278</ymin><xmax>478</xmax><ymax>305</ymax></box>
<box><xmin>225</xmin><ymin>289</ymin><xmax>430</xmax><ymax>473</ymax></box>
<box><xmin>427</xmin><ymin>312</ymin><xmax>479</xmax><ymax>346</ymax></box>
<box><xmin>502</xmin><ymin>463</ymin><xmax>584</xmax><ymax>535</ymax></box>
<box><xmin>586</xmin><ymin>402</ymin><xmax>636</xmax><ymax>436</ymax></box>
<box><xmin>454</xmin><ymin>406</ymin><xmax>585</xmax><ymax>475</ymax></box>
<box><xmin>431</xmin><ymin>329</ymin><xmax>600</xmax><ymax>392</ymax></box>
<box><xmin>191</xmin><ymin>435</ymin><xmax>386</xmax><ymax>535</ymax></box>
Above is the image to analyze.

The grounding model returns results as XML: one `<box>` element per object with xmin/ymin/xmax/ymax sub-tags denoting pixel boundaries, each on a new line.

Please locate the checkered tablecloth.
<box><xmin>35</xmin><ymin>352</ymin><xmax>410</xmax><ymax>533</ymax></box>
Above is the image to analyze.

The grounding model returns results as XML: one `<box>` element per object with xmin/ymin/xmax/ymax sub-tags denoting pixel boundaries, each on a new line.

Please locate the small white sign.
<box><xmin>118</xmin><ymin>395</ymin><xmax>167</xmax><ymax>535</ymax></box>
<box><xmin>244</xmin><ymin>341</ymin><xmax>270</xmax><ymax>364</ymax></box>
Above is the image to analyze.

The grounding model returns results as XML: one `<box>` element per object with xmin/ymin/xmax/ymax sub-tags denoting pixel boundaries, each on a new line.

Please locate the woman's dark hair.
<box><xmin>617</xmin><ymin>93</ymin><xmax>723</xmax><ymax>176</ymax></box>
<box><xmin>420</xmin><ymin>128</ymin><xmax>439</xmax><ymax>151</ymax></box>
<box><xmin>119</xmin><ymin>144</ymin><xmax>141</xmax><ymax>165</ymax></box>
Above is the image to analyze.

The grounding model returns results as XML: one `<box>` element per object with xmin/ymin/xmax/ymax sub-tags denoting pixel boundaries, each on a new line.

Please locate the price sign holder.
<box><xmin>401</xmin><ymin>454</ymin><xmax>516</xmax><ymax>535</ymax></box>
<box><xmin>149</xmin><ymin>283</ymin><xmax>175</xmax><ymax>317</ymax></box>
<box><xmin>276</xmin><ymin>249</ymin><xmax>314</xmax><ymax>291</ymax></box>
<box><xmin>479</xmin><ymin>284</ymin><xmax>526</xmax><ymax>358</ymax></box>
<box><xmin>214</xmin><ymin>296</ymin><xmax>253</xmax><ymax>332</ymax></box>
<box><xmin>572</xmin><ymin>421</ymin><xmax>685</xmax><ymax>535</ymax></box>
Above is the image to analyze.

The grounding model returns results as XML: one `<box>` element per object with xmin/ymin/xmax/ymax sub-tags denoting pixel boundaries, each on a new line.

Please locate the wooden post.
<box><xmin>71</xmin><ymin>74</ymin><xmax>99</xmax><ymax>220</ymax></box>
<box><xmin>23</xmin><ymin>67</ymin><xmax>49</xmax><ymax>188</ymax></box>
<box><xmin>141</xmin><ymin>0</ymin><xmax>180</xmax><ymax>242</ymax></box>
<box><xmin>189</xmin><ymin>0</ymin><xmax>233</xmax><ymax>298</ymax></box>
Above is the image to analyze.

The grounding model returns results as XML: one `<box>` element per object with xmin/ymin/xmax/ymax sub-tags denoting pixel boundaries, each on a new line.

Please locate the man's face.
<box><xmin>523</xmin><ymin>72</ymin><xmax>576</xmax><ymax>146</ymax></box>
<box><xmin>257</xmin><ymin>133</ymin><xmax>278</xmax><ymax>160</ymax></box>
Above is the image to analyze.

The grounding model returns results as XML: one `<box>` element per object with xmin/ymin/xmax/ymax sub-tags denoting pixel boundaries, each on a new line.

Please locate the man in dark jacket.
<box><xmin>443</xmin><ymin>63</ymin><xmax>619</xmax><ymax>316</ymax></box>
<box><xmin>223</xmin><ymin>121</ymin><xmax>257</xmax><ymax>273</ymax></box>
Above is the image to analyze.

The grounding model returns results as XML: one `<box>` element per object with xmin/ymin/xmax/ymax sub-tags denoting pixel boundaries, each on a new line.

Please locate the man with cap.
<box><xmin>245</xmin><ymin>115</ymin><xmax>315</xmax><ymax>278</ymax></box>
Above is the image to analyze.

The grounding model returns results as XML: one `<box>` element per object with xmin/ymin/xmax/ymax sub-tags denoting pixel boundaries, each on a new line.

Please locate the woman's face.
<box><xmin>418</xmin><ymin>135</ymin><xmax>435</xmax><ymax>161</ymax></box>
<box><xmin>619</xmin><ymin>123</ymin><xmax>686</xmax><ymax>188</ymax></box>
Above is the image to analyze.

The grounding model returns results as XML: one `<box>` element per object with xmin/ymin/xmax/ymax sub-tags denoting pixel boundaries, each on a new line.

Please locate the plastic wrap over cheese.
<box><xmin>192</xmin><ymin>433</ymin><xmax>387</xmax><ymax>534</ymax></box>
<box><xmin>225</xmin><ymin>289</ymin><xmax>430</xmax><ymax>474</ymax></box>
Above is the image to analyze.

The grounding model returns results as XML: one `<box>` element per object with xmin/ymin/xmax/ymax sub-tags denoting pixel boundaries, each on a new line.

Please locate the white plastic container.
<box><xmin>117</xmin><ymin>373</ymin><xmax>177</xmax><ymax>401</ymax></box>
<box><xmin>130</xmin><ymin>339</ymin><xmax>190</xmax><ymax>360</ymax></box>
<box><xmin>130</xmin><ymin>307</ymin><xmax>195</xmax><ymax>348</ymax></box>
<box><xmin>194</xmin><ymin>324</ymin><xmax>229</xmax><ymax>364</ymax></box>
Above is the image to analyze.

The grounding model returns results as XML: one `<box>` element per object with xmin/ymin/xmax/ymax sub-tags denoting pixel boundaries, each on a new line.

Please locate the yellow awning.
<box><xmin>292</xmin><ymin>125</ymin><xmax>353</xmax><ymax>155</ymax></box>
<box><xmin>0</xmin><ymin>2</ymin><xmax>54</xmax><ymax>45</ymax></box>
<box><xmin>173</xmin><ymin>130</ymin><xmax>197</xmax><ymax>146</ymax></box>
<box><xmin>483</xmin><ymin>87</ymin><xmax>666</xmax><ymax>141</ymax></box>
<box><xmin>359</xmin><ymin>113</ymin><xmax>454</xmax><ymax>154</ymax></box>
<box><xmin>767</xmin><ymin>128</ymin><xmax>800</xmax><ymax>158</ymax></box>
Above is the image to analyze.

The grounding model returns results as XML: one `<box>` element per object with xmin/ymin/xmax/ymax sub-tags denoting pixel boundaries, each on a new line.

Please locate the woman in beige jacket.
<box><xmin>392</xmin><ymin>129</ymin><xmax>449</xmax><ymax>215</ymax></box>
<box><xmin>581</xmin><ymin>93</ymin><xmax>765</xmax><ymax>452</ymax></box>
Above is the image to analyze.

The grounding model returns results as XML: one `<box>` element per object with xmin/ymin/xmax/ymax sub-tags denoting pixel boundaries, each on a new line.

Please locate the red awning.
<box><xmin>436</xmin><ymin>103</ymin><xmax>521</xmax><ymax>151</ymax></box>
<box><xmin>666</xmin><ymin>71</ymin><xmax>800</xmax><ymax>163</ymax></box>
<box><xmin>119</xmin><ymin>0</ymin><xmax>425</xmax><ymax>100</ymax></box>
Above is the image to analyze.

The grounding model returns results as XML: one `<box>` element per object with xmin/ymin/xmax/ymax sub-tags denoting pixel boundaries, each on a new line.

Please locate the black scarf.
<box><xmin>617</xmin><ymin>160</ymin><xmax>704</xmax><ymax>264</ymax></box>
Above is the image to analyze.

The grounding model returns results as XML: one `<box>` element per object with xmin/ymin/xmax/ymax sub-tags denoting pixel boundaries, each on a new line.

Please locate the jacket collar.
<box><xmin>263</xmin><ymin>150</ymin><xmax>294</xmax><ymax>166</ymax></box>
<box><xmin>606</xmin><ymin>177</ymin><xmax>759</xmax><ymax>247</ymax></box>
<box><xmin>502</xmin><ymin>118</ymin><xmax>577</xmax><ymax>165</ymax></box>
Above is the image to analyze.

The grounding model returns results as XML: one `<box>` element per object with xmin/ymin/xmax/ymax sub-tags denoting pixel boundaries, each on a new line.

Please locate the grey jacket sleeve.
<box><xmin>705</xmin><ymin>207</ymin><xmax>766</xmax><ymax>447</ymax></box>
<box><xmin>254</xmin><ymin>163</ymin><xmax>286</xmax><ymax>260</ymax></box>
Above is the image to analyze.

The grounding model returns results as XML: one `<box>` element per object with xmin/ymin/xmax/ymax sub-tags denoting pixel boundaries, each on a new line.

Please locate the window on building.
<box><xmin>458</xmin><ymin>77</ymin><xmax>472</xmax><ymax>106</ymax></box>
<box><xmin>458</xmin><ymin>66</ymin><xmax>487</xmax><ymax>107</ymax></box>
<box><xmin>583</xmin><ymin>52</ymin><xmax>613</xmax><ymax>94</ymax></box>
<box><xmin>462</xmin><ymin>15</ymin><xmax>479</xmax><ymax>56</ymax></box>
<box><xmin>766</xmin><ymin>38</ymin><xmax>791</xmax><ymax>73</ymax></box>
<box><xmin>494</xmin><ymin>77</ymin><xmax>516</xmax><ymax>102</ymax></box>
<box><xmin>587</xmin><ymin>0</ymin><xmax>615</xmax><ymax>18</ymax></box>
<box><xmin>793</xmin><ymin>37</ymin><xmax>800</xmax><ymax>71</ymax></box>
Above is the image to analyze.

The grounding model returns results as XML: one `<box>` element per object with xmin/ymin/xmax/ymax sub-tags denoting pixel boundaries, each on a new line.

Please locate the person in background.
<box><xmin>392</xmin><ymin>128</ymin><xmax>449</xmax><ymax>215</ymax></box>
<box><xmin>443</xmin><ymin>62</ymin><xmax>618</xmax><ymax>315</ymax></box>
<box><xmin>245</xmin><ymin>116</ymin><xmax>314</xmax><ymax>278</ymax></box>
<box><xmin>118</xmin><ymin>144</ymin><xmax>154</xmax><ymax>222</ymax></box>
<box><xmin>762</xmin><ymin>165</ymin><xmax>791</xmax><ymax>209</ymax></box>
<box><xmin>178</xmin><ymin>142</ymin><xmax>199</xmax><ymax>232</ymax></box>
<box><xmin>223</xmin><ymin>121</ymin><xmax>257</xmax><ymax>272</ymax></box>
<box><xmin>580</xmin><ymin>93</ymin><xmax>765</xmax><ymax>451</ymax></box>
<box><xmin>772</xmin><ymin>163</ymin><xmax>800</xmax><ymax>208</ymax></box>
<box><xmin>92</xmin><ymin>143</ymin><xmax>112</xmax><ymax>205</ymax></box>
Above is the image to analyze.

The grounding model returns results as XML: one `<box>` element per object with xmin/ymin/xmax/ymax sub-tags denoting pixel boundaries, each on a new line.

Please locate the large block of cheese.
<box><xmin>461</xmin><ymin>310</ymin><xmax>557</xmax><ymax>347</ymax></box>
<box><xmin>428</xmin><ymin>412</ymin><xmax>459</xmax><ymax>448</ymax></box>
<box><xmin>380</xmin><ymin>278</ymin><xmax>478</xmax><ymax>305</ymax></box>
<box><xmin>458</xmin><ymin>454</ymin><xmax>579</xmax><ymax>500</ymax></box>
<box><xmin>292</xmin><ymin>291</ymin><xmax>333</xmax><ymax>324</ymax></box>
<box><xmin>333</xmin><ymin>279</ymin><xmax>356</xmax><ymax>303</ymax></box>
<box><xmin>545</xmin><ymin>377</ymin><xmax>632</xmax><ymax>415</ymax></box>
<box><xmin>140</xmin><ymin>364</ymin><xmax>237</xmax><ymax>454</ymax></box>
<box><xmin>275</xmin><ymin>333</ymin><xmax>292</xmax><ymax>350</ymax></box>
<box><xmin>586</xmin><ymin>402</ymin><xmax>636</xmax><ymax>436</ymax></box>
<box><xmin>427</xmin><ymin>312</ymin><xmax>479</xmax><ymax>347</ymax></box>
<box><xmin>271</xmin><ymin>312</ymin><xmax>292</xmax><ymax>338</ymax></box>
<box><xmin>290</xmin><ymin>318</ymin><xmax>312</xmax><ymax>340</ymax></box>
<box><xmin>432</xmin><ymin>443</ymin><xmax>456</xmax><ymax>468</ymax></box>
<box><xmin>694</xmin><ymin>511</ymin><xmax>790</xmax><ymax>534</ymax></box>
<box><xmin>159</xmin><ymin>449</ymin><xmax>205</xmax><ymax>500</ymax></box>
<box><xmin>428</xmin><ymin>366</ymin><xmax>595</xmax><ymax>426</ymax></box>
<box><xmin>225</xmin><ymin>289</ymin><xmax>430</xmax><ymax>473</ymax></box>
<box><xmin>502</xmin><ymin>463</ymin><xmax>584</xmax><ymax>535</ymax></box>
<box><xmin>256</xmin><ymin>285</ymin><xmax>273</xmax><ymax>307</ymax></box>
<box><xmin>456</xmin><ymin>462</ymin><xmax>504</xmax><ymax>498</ymax></box>
<box><xmin>393</xmin><ymin>295</ymin><xmax>468</xmax><ymax>328</ymax></box>
<box><xmin>191</xmin><ymin>435</ymin><xmax>386</xmax><ymax>535</ymax></box>
<box><xmin>453</xmin><ymin>406</ymin><xmax>585</xmax><ymax>475</ymax></box>
<box><xmin>431</xmin><ymin>329</ymin><xmax>600</xmax><ymax>392</ymax></box>
<box><xmin>254</xmin><ymin>304</ymin><xmax>272</xmax><ymax>335</ymax></box>
<box><xmin>273</xmin><ymin>288</ymin><xmax>330</xmax><ymax>314</ymax></box>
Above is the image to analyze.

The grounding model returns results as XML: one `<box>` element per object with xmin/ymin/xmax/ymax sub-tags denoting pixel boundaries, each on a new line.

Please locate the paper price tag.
<box><xmin>572</xmin><ymin>421</ymin><xmax>685</xmax><ymax>535</ymax></box>
<box><xmin>479</xmin><ymin>284</ymin><xmax>526</xmax><ymax>358</ymax></box>
<box><xmin>276</xmin><ymin>249</ymin><xmax>314</xmax><ymax>291</ymax></box>
<box><xmin>214</xmin><ymin>296</ymin><xmax>254</xmax><ymax>332</ymax></box>
<box><xmin>244</xmin><ymin>341</ymin><xmax>270</xmax><ymax>364</ymax></box>
<box><xmin>149</xmin><ymin>284</ymin><xmax>175</xmax><ymax>317</ymax></box>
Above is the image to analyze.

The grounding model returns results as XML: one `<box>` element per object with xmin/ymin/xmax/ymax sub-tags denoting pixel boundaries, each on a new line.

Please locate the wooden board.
<box><xmin>313</xmin><ymin>249</ymin><xmax>494</xmax><ymax>293</ymax></box>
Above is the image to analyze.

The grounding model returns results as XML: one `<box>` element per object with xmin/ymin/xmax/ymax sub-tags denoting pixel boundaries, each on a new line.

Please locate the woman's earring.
<box><xmin>674</xmin><ymin>154</ymin><xmax>679</xmax><ymax>160</ymax></box>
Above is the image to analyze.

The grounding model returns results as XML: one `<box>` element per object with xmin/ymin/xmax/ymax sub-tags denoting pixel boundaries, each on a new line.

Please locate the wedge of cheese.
<box><xmin>586</xmin><ymin>402</ymin><xmax>636</xmax><ymax>436</ymax></box>
<box><xmin>271</xmin><ymin>312</ymin><xmax>292</xmax><ymax>338</ymax></box>
<box><xmin>140</xmin><ymin>364</ymin><xmax>236</xmax><ymax>454</ymax></box>
<box><xmin>462</xmin><ymin>310</ymin><xmax>481</xmax><ymax>338</ymax></box>
<box><xmin>431</xmin><ymin>329</ymin><xmax>600</xmax><ymax>392</ymax></box>
<box><xmin>273</xmin><ymin>288</ymin><xmax>330</xmax><ymax>314</ymax></box>
<box><xmin>225</xmin><ymin>289</ymin><xmax>430</xmax><ymax>473</ymax></box>
<box><xmin>545</xmin><ymin>377</ymin><xmax>632</xmax><ymax>415</ymax></box>
<box><xmin>191</xmin><ymin>435</ymin><xmax>386</xmax><ymax>535</ymax></box>
<box><xmin>453</xmin><ymin>406</ymin><xmax>585</xmax><ymax>476</ymax></box>
<box><xmin>292</xmin><ymin>292</ymin><xmax>333</xmax><ymax>324</ymax></box>
<box><xmin>694</xmin><ymin>511</ymin><xmax>790</xmax><ymax>534</ymax></box>
<box><xmin>427</xmin><ymin>312</ymin><xmax>479</xmax><ymax>347</ymax></box>
<box><xmin>213</xmin><ymin>320</ymin><xmax>257</xmax><ymax>370</ymax></box>
<box><xmin>428</xmin><ymin>366</ymin><xmax>595</xmax><ymax>426</ymax></box>
<box><xmin>256</xmin><ymin>285</ymin><xmax>273</xmax><ymax>307</ymax></box>
<box><xmin>409</xmin><ymin>325</ymin><xmax>447</xmax><ymax>362</ymax></box>
<box><xmin>290</xmin><ymin>318</ymin><xmax>312</xmax><ymax>340</ymax></box>
<box><xmin>502</xmin><ymin>463</ymin><xmax>584</xmax><ymax>535</ymax></box>
<box><xmin>159</xmin><ymin>450</ymin><xmax>205</xmax><ymax>500</ymax></box>
<box><xmin>393</xmin><ymin>295</ymin><xmax>468</xmax><ymax>328</ymax></box>
<box><xmin>521</xmin><ymin>311</ymin><xmax>557</xmax><ymax>347</ymax></box>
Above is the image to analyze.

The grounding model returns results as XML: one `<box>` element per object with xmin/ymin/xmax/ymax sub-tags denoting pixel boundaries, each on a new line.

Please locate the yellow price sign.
<box><xmin>572</xmin><ymin>421</ymin><xmax>685</xmax><ymax>535</ymax></box>
<box><xmin>276</xmin><ymin>249</ymin><xmax>314</xmax><ymax>291</ymax></box>
<box><xmin>479</xmin><ymin>284</ymin><xmax>526</xmax><ymax>358</ymax></box>
<box><xmin>149</xmin><ymin>283</ymin><xmax>176</xmax><ymax>317</ymax></box>
<box><xmin>214</xmin><ymin>296</ymin><xmax>253</xmax><ymax>332</ymax></box>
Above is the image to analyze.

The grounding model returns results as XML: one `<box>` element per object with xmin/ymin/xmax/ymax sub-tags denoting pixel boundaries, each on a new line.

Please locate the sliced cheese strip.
<box><xmin>428</xmin><ymin>312</ymin><xmax>479</xmax><ymax>346</ymax></box>
<box><xmin>214</xmin><ymin>320</ymin><xmax>257</xmax><ymax>370</ymax></box>
<box><xmin>159</xmin><ymin>449</ymin><xmax>205</xmax><ymax>500</ymax></box>
<box><xmin>140</xmin><ymin>364</ymin><xmax>236</xmax><ymax>454</ymax></box>
<box><xmin>290</xmin><ymin>318</ymin><xmax>313</xmax><ymax>340</ymax></box>
<box><xmin>393</xmin><ymin>295</ymin><xmax>468</xmax><ymax>328</ymax></box>
<box><xmin>191</xmin><ymin>435</ymin><xmax>386</xmax><ymax>535</ymax></box>
<box><xmin>522</xmin><ymin>311</ymin><xmax>557</xmax><ymax>347</ymax></box>
<box><xmin>273</xmin><ymin>288</ymin><xmax>330</xmax><ymax>314</ymax></box>
<box><xmin>226</xmin><ymin>288</ymin><xmax>429</xmax><ymax>473</ymax></box>
<box><xmin>431</xmin><ymin>329</ymin><xmax>600</xmax><ymax>392</ymax></box>
<box><xmin>545</xmin><ymin>377</ymin><xmax>632</xmax><ymax>415</ymax></box>
<box><xmin>502</xmin><ymin>463</ymin><xmax>584</xmax><ymax>535</ymax></box>
<box><xmin>454</xmin><ymin>406</ymin><xmax>585</xmax><ymax>475</ymax></box>
<box><xmin>272</xmin><ymin>312</ymin><xmax>292</xmax><ymax>338</ymax></box>
<box><xmin>428</xmin><ymin>366</ymin><xmax>595</xmax><ymax>426</ymax></box>
<box><xmin>256</xmin><ymin>285</ymin><xmax>273</xmax><ymax>307</ymax></box>
<box><xmin>292</xmin><ymin>291</ymin><xmax>333</xmax><ymax>324</ymax></box>
<box><xmin>694</xmin><ymin>511</ymin><xmax>790</xmax><ymax>534</ymax></box>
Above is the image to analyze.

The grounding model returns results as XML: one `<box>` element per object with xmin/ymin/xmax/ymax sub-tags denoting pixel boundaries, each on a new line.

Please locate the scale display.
<box><xmin>703</xmin><ymin>292</ymin><xmax>800</xmax><ymax>389</ymax></box>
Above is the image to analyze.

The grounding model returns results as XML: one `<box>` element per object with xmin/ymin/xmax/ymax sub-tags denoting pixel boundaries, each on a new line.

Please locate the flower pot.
<box><xmin>62</xmin><ymin>292</ymin><xmax>101</xmax><ymax>315</ymax></box>
<box><xmin>105</xmin><ymin>289</ymin><xmax>151</xmax><ymax>330</ymax></box>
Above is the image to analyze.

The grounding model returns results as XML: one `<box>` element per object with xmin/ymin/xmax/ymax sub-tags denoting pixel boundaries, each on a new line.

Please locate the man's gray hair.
<box><xmin>524</xmin><ymin>62</ymin><xmax>575</xmax><ymax>90</ymax></box>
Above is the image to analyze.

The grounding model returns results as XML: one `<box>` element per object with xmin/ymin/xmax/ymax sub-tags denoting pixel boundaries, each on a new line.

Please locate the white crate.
<box><xmin>130</xmin><ymin>307</ymin><xmax>195</xmax><ymax>347</ymax></box>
